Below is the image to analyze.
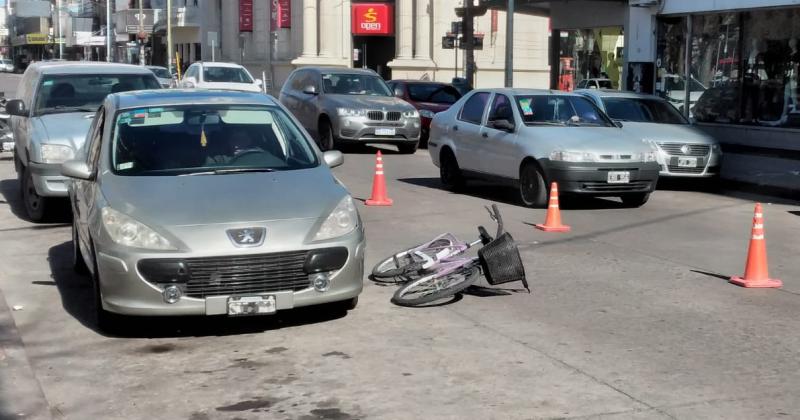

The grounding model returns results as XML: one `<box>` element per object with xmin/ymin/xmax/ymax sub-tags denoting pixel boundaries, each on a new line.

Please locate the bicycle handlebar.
<box><xmin>485</xmin><ymin>204</ymin><xmax>504</xmax><ymax>238</ymax></box>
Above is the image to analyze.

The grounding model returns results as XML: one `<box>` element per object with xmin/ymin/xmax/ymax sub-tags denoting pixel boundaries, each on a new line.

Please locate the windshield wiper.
<box><xmin>527</xmin><ymin>121</ymin><xmax>566</xmax><ymax>126</ymax></box>
<box><xmin>38</xmin><ymin>106</ymin><xmax>97</xmax><ymax>115</ymax></box>
<box><xmin>179</xmin><ymin>167</ymin><xmax>277</xmax><ymax>176</ymax></box>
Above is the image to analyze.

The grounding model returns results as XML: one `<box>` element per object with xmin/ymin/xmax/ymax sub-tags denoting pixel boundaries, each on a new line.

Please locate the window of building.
<box><xmin>556</xmin><ymin>27</ymin><xmax>624</xmax><ymax>91</ymax></box>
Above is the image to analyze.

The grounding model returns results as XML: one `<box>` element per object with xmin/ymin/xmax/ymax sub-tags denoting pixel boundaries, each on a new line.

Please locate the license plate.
<box><xmin>375</xmin><ymin>128</ymin><xmax>396</xmax><ymax>136</ymax></box>
<box><xmin>607</xmin><ymin>171</ymin><xmax>630</xmax><ymax>184</ymax></box>
<box><xmin>678</xmin><ymin>157</ymin><xmax>697</xmax><ymax>167</ymax></box>
<box><xmin>227</xmin><ymin>295</ymin><xmax>276</xmax><ymax>316</ymax></box>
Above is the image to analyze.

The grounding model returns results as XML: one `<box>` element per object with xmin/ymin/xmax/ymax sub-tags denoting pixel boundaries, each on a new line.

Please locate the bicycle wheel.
<box><xmin>391</xmin><ymin>263</ymin><xmax>481</xmax><ymax>307</ymax></box>
<box><xmin>371</xmin><ymin>237</ymin><xmax>456</xmax><ymax>281</ymax></box>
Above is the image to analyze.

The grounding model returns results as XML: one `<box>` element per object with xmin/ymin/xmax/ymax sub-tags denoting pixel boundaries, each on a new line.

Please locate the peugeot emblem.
<box><xmin>227</xmin><ymin>227</ymin><xmax>266</xmax><ymax>248</ymax></box>
<box><xmin>680</xmin><ymin>145</ymin><xmax>691</xmax><ymax>155</ymax></box>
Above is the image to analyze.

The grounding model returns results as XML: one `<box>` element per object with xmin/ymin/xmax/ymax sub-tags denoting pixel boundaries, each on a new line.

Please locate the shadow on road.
<box><xmin>0</xmin><ymin>178</ymin><xmax>71</xmax><ymax>224</ymax></box>
<box><xmin>47</xmin><ymin>241</ymin><xmax>350</xmax><ymax>339</ymax></box>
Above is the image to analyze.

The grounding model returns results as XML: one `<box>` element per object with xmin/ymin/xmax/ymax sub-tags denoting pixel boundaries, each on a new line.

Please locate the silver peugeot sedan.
<box><xmin>279</xmin><ymin>67</ymin><xmax>421</xmax><ymax>153</ymax></box>
<box><xmin>429</xmin><ymin>89</ymin><xmax>660</xmax><ymax>207</ymax></box>
<box><xmin>61</xmin><ymin>89</ymin><xmax>365</xmax><ymax>330</ymax></box>
<box><xmin>577</xmin><ymin>89</ymin><xmax>721</xmax><ymax>179</ymax></box>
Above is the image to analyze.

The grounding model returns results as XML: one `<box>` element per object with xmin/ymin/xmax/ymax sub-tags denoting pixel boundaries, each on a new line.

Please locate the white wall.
<box><xmin>661</xmin><ymin>0</ymin><xmax>800</xmax><ymax>14</ymax></box>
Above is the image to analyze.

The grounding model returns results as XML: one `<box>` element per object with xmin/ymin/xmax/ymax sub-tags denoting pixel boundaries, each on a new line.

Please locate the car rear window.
<box><xmin>203</xmin><ymin>67</ymin><xmax>253</xmax><ymax>83</ymax></box>
<box><xmin>603</xmin><ymin>97</ymin><xmax>688</xmax><ymax>124</ymax></box>
<box><xmin>407</xmin><ymin>84</ymin><xmax>461</xmax><ymax>104</ymax></box>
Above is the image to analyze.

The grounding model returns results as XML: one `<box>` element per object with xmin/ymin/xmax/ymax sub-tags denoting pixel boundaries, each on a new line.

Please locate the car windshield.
<box><xmin>514</xmin><ymin>95</ymin><xmax>614</xmax><ymax>127</ymax></box>
<box><xmin>203</xmin><ymin>66</ymin><xmax>253</xmax><ymax>83</ymax></box>
<box><xmin>603</xmin><ymin>97</ymin><xmax>688</xmax><ymax>124</ymax></box>
<box><xmin>322</xmin><ymin>73</ymin><xmax>391</xmax><ymax>96</ymax></box>
<box><xmin>407</xmin><ymin>83</ymin><xmax>461</xmax><ymax>104</ymax></box>
<box><xmin>111</xmin><ymin>105</ymin><xmax>318</xmax><ymax>176</ymax></box>
<box><xmin>34</xmin><ymin>74</ymin><xmax>160</xmax><ymax>116</ymax></box>
<box><xmin>149</xmin><ymin>67</ymin><xmax>171</xmax><ymax>78</ymax></box>
<box><xmin>597</xmin><ymin>80</ymin><xmax>613</xmax><ymax>89</ymax></box>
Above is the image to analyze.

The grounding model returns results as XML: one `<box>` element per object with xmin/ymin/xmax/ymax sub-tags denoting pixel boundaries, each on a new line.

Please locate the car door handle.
<box><xmin>452</xmin><ymin>125</ymin><xmax>459</xmax><ymax>131</ymax></box>
<box><xmin>482</xmin><ymin>132</ymin><xmax>488</xmax><ymax>138</ymax></box>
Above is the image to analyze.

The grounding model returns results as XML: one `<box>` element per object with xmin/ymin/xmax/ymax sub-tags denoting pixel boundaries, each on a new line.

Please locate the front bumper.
<box><xmin>28</xmin><ymin>161</ymin><xmax>69</xmax><ymax>197</ymax></box>
<box><xmin>334</xmin><ymin>115</ymin><xmax>421</xmax><ymax>145</ymax></box>
<box><xmin>654</xmin><ymin>146</ymin><xmax>721</xmax><ymax>178</ymax></box>
<box><xmin>96</xmin><ymin>229</ymin><xmax>366</xmax><ymax>316</ymax></box>
<box><xmin>541</xmin><ymin>160</ymin><xmax>660</xmax><ymax>196</ymax></box>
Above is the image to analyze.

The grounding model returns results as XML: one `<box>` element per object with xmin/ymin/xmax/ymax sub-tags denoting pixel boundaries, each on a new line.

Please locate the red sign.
<box><xmin>271</xmin><ymin>0</ymin><xmax>291</xmax><ymax>30</ymax></box>
<box><xmin>239</xmin><ymin>0</ymin><xmax>253</xmax><ymax>32</ymax></box>
<box><xmin>351</xmin><ymin>3</ymin><xmax>394</xmax><ymax>36</ymax></box>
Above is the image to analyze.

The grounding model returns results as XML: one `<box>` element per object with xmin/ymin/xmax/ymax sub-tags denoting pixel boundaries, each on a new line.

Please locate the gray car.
<box><xmin>577</xmin><ymin>89</ymin><xmax>721</xmax><ymax>178</ymax></box>
<box><xmin>146</xmin><ymin>65</ymin><xmax>176</xmax><ymax>88</ymax></box>
<box><xmin>6</xmin><ymin>61</ymin><xmax>161</xmax><ymax>221</ymax></box>
<box><xmin>61</xmin><ymin>89</ymin><xmax>364</xmax><ymax>331</ymax></box>
<box><xmin>279</xmin><ymin>67</ymin><xmax>421</xmax><ymax>153</ymax></box>
<box><xmin>429</xmin><ymin>89</ymin><xmax>660</xmax><ymax>207</ymax></box>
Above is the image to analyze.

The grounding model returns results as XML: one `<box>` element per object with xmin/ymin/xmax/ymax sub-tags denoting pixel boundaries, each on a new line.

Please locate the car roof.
<box><xmin>29</xmin><ymin>61</ymin><xmax>155</xmax><ymax>75</ymax></box>
<box><xmin>390</xmin><ymin>80</ymin><xmax>452</xmax><ymax>85</ymax></box>
<box><xmin>469</xmin><ymin>88</ymin><xmax>583</xmax><ymax>97</ymax></box>
<box><xmin>110</xmin><ymin>89</ymin><xmax>278</xmax><ymax>110</ymax></box>
<box><xmin>301</xmin><ymin>67</ymin><xmax>378</xmax><ymax>76</ymax></box>
<box><xmin>575</xmin><ymin>89</ymin><xmax>664</xmax><ymax>100</ymax></box>
<box><xmin>194</xmin><ymin>62</ymin><xmax>247</xmax><ymax>69</ymax></box>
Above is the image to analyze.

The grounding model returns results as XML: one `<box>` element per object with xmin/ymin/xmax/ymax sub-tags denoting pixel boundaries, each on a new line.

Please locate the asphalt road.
<box><xmin>1</xmin><ymin>87</ymin><xmax>799</xmax><ymax>419</ymax></box>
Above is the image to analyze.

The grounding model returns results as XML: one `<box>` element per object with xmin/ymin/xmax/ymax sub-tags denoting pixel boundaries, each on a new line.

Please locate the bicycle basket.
<box><xmin>478</xmin><ymin>232</ymin><xmax>527</xmax><ymax>286</ymax></box>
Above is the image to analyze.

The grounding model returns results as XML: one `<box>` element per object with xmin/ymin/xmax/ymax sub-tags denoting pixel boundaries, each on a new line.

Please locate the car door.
<box><xmin>73</xmin><ymin>106</ymin><xmax>105</xmax><ymax>259</ymax></box>
<box><xmin>296</xmin><ymin>70</ymin><xmax>320</xmax><ymax>132</ymax></box>
<box><xmin>451</xmin><ymin>91</ymin><xmax>490</xmax><ymax>172</ymax></box>
<box><xmin>479</xmin><ymin>93</ymin><xmax>519</xmax><ymax>178</ymax></box>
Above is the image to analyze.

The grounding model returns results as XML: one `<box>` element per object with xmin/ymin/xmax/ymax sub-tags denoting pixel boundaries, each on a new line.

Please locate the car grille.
<box><xmin>581</xmin><ymin>181</ymin><xmax>652</xmax><ymax>192</ymax></box>
<box><xmin>367</xmin><ymin>111</ymin><xmax>384</xmax><ymax>121</ymax></box>
<box><xmin>658</xmin><ymin>143</ymin><xmax>710</xmax><ymax>157</ymax></box>
<box><xmin>667</xmin><ymin>165</ymin><xmax>706</xmax><ymax>174</ymax></box>
<box><xmin>182</xmin><ymin>251</ymin><xmax>310</xmax><ymax>298</ymax></box>
<box><xmin>386</xmin><ymin>111</ymin><xmax>402</xmax><ymax>121</ymax></box>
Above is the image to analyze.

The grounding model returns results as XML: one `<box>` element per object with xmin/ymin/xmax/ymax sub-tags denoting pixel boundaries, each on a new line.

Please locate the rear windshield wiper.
<box><xmin>180</xmin><ymin>167</ymin><xmax>277</xmax><ymax>176</ymax></box>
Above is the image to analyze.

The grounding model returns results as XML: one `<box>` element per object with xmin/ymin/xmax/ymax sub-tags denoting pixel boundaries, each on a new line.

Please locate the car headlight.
<box><xmin>101</xmin><ymin>207</ymin><xmax>176</xmax><ymax>250</ymax></box>
<box><xmin>549</xmin><ymin>151</ymin><xmax>597</xmax><ymax>162</ymax></box>
<box><xmin>711</xmin><ymin>143</ymin><xmax>722</xmax><ymax>154</ymax></box>
<box><xmin>418</xmin><ymin>109</ymin><xmax>435</xmax><ymax>119</ymax></box>
<box><xmin>314</xmin><ymin>196</ymin><xmax>358</xmax><ymax>241</ymax></box>
<box><xmin>637</xmin><ymin>151</ymin><xmax>657</xmax><ymax>162</ymax></box>
<box><xmin>403</xmin><ymin>109</ymin><xmax>419</xmax><ymax>118</ymax></box>
<box><xmin>337</xmin><ymin>108</ymin><xmax>367</xmax><ymax>117</ymax></box>
<box><xmin>40</xmin><ymin>144</ymin><xmax>74</xmax><ymax>164</ymax></box>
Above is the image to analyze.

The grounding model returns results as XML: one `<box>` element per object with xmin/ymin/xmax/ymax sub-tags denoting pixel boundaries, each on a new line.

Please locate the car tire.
<box><xmin>519</xmin><ymin>162</ymin><xmax>548</xmax><ymax>208</ymax></box>
<box><xmin>90</xmin><ymin>241</ymin><xmax>125</xmax><ymax>334</ymax></box>
<box><xmin>318</xmin><ymin>119</ymin><xmax>335</xmax><ymax>152</ymax></box>
<box><xmin>72</xmin><ymin>221</ymin><xmax>89</xmax><ymax>275</ymax></box>
<box><xmin>22</xmin><ymin>166</ymin><xmax>51</xmax><ymax>222</ymax></box>
<box><xmin>13</xmin><ymin>150</ymin><xmax>23</xmax><ymax>180</ymax></box>
<box><xmin>439</xmin><ymin>149</ymin><xmax>465</xmax><ymax>191</ymax></box>
<box><xmin>621</xmin><ymin>193</ymin><xmax>650</xmax><ymax>207</ymax></box>
<box><xmin>398</xmin><ymin>142</ymin><xmax>418</xmax><ymax>154</ymax></box>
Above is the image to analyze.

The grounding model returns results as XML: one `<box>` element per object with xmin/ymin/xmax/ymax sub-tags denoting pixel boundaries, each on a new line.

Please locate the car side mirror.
<box><xmin>61</xmin><ymin>160</ymin><xmax>93</xmax><ymax>180</ymax></box>
<box><xmin>394</xmin><ymin>88</ymin><xmax>404</xmax><ymax>97</ymax></box>
<box><xmin>255</xmin><ymin>78</ymin><xmax>263</xmax><ymax>86</ymax></box>
<box><xmin>323</xmin><ymin>150</ymin><xmax>343</xmax><ymax>168</ymax></box>
<box><xmin>303</xmin><ymin>85</ymin><xmax>318</xmax><ymax>95</ymax></box>
<box><xmin>491</xmin><ymin>119</ymin><xmax>515</xmax><ymax>132</ymax></box>
<box><xmin>182</xmin><ymin>76</ymin><xmax>197</xmax><ymax>88</ymax></box>
<box><xmin>5</xmin><ymin>99</ymin><xmax>27</xmax><ymax>117</ymax></box>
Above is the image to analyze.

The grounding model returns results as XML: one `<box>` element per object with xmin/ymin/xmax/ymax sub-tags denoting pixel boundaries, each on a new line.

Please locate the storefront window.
<box><xmin>655</xmin><ymin>17</ymin><xmax>689</xmax><ymax>113</ymax></box>
<box><xmin>557</xmin><ymin>27</ymin><xmax>624</xmax><ymax>91</ymax></box>
<box><xmin>689</xmin><ymin>13</ymin><xmax>741</xmax><ymax>123</ymax></box>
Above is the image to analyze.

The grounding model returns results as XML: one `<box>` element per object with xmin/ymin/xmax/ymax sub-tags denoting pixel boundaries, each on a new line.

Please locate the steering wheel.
<box><xmin>227</xmin><ymin>149</ymin><xmax>269</xmax><ymax>166</ymax></box>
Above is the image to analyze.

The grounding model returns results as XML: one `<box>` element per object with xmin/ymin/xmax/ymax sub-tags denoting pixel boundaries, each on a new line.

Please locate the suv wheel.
<box><xmin>318</xmin><ymin>119</ymin><xmax>335</xmax><ymax>151</ymax></box>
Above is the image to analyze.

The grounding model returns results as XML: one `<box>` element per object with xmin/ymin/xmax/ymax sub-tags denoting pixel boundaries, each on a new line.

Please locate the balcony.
<box><xmin>153</xmin><ymin>5</ymin><xmax>201</xmax><ymax>30</ymax></box>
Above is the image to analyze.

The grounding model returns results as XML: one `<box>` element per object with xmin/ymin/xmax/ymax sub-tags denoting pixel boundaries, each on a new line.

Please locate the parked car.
<box><xmin>279</xmin><ymin>67</ymin><xmax>421</xmax><ymax>153</ymax></box>
<box><xmin>146</xmin><ymin>65</ymin><xmax>176</xmax><ymax>88</ymax></box>
<box><xmin>387</xmin><ymin>80</ymin><xmax>462</xmax><ymax>147</ymax></box>
<box><xmin>657</xmin><ymin>73</ymin><xmax>706</xmax><ymax>116</ymax></box>
<box><xmin>428</xmin><ymin>89</ymin><xmax>660</xmax><ymax>207</ymax></box>
<box><xmin>179</xmin><ymin>62</ymin><xmax>263</xmax><ymax>93</ymax></box>
<box><xmin>577</xmin><ymin>89</ymin><xmax>721</xmax><ymax>178</ymax></box>
<box><xmin>0</xmin><ymin>59</ymin><xmax>14</xmax><ymax>73</ymax></box>
<box><xmin>577</xmin><ymin>78</ymin><xmax>614</xmax><ymax>90</ymax></box>
<box><xmin>6</xmin><ymin>61</ymin><xmax>161</xmax><ymax>222</ymax></box>
<box><xmin>61</xmin><ymin>89</ymin><xmax>364</xmax><ymax>330</ymax></box>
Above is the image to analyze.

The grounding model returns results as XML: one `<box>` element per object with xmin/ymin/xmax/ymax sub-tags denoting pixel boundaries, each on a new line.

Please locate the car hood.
<box><xmin>324</xmin><ymin>94</ymin><xmax>413</xmax><ymax>110</ymax></box>
<box><xmin>199</xmin><ymin>82</ymin><xmax>262</xmax><ymax>93</ymax></box>
<box><xmin>521</xmin><ymin>126</ymin><xmax>653</xmax><ymax>154</ymax></box>
<box><xmin>619</xmin><ymin>122</ymin><xmax>716</xmax><ymax>144</ymax></box>
<box><xmin>100</xmin><ymin>166</ymin><xmax>348</xmax><ymax>227</ymax></box>
<box><xmin>32</xmin><ymin>112</ymin><xmax>94</xmax><ymax>150</ymax></box>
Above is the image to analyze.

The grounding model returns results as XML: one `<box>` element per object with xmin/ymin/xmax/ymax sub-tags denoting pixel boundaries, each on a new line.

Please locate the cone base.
<box><xmin>729</xmin><ymin>276</ymin><xmax>783</xmax><ymax>288</ymax></box>
<box><xmin>535</xmin><ymin>224</ymin><xmax>571</xmax><ymax>232</ymax></box>
<box><xmin>365</xmin><ymin>198</ymin><xmax>393</xmax><ymax>206</ymax></box>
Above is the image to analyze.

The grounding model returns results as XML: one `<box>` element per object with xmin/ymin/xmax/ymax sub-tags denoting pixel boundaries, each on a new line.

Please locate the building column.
<box><xmin>396</xmin><ymin>0</ymin><xmax>413</xmax><ymax>59</ymax></box>
<box><xmin>414</xmin><ymin>0</ymin><xmax>431</xmax><ymax>60</ymax></box>
<box><xmin>300</xmin><ymin>0</ymin><xmax>317</xmax><ymax>57</ymax></box>
<box><xmin>318</xmin><ymin>0</ymin><xmax>336</xmax><ymax>57</ymax></box>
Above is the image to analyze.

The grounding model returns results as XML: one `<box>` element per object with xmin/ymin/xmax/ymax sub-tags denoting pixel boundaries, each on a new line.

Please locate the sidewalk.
<box><xmin>0</xmin><ymin>289</ymin><xmax>51</xmax><ymax>419</ymax></box>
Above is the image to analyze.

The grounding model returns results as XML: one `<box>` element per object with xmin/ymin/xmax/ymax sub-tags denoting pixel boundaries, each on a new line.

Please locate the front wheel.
<box><xmin>391</xmin><ymin>263</ymin><xmax>480</xmax><ymax>307</ymax></box>
<box><xmin>318</xmin><ymin>119</ymin><xmax>335</xmax><ymax>151</ymax></box>
<box><xmin>620</xmin><ymin>192</ymin><xmax>650</xmax><ymax>207</ymax></box>
<box><xmin>22</xmin><ymin>167</ymin><xmax>51</xmax><ymax>222</ymax></box>
<box><xmin>371</xmin><ymin>249</ymin><xmax>426</xmax><ymax>282</ymax></box>
<box><xmin>439</xmin><ymin>150</ymin><xmax>465</xmax><ymax>191</ymax></box>
<box><xmin>519</xmin><ymin>162</ymin><xmax>548</xmax><ymax>208</ymax></box>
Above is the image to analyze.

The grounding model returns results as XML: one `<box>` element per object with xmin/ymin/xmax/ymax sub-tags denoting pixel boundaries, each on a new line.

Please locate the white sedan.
<box><xmin>180</xmin><ymin>62</ymin><xmax>264</xmax><ymax>93</ymax></box>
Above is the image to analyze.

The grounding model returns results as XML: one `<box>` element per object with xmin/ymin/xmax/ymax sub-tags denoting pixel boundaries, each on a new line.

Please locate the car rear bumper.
<box><xmin>541</xmin><ymin>161</ymin><xmax>660</xmax><ymax>196</ymax></box>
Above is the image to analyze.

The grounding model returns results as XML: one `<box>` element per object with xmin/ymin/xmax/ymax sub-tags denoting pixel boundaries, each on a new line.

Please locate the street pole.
<box><xmin>454</xmin><ymin>39</ymin><xmax>458</xmax><ymax>78</ymax></box>
<box><xmin>56</xmin><ymin>0</ymin><xmax>63</xmax><ymax>59</ymax></box>
<box><xmin>167</xmin><ymin>0</ymin><xmax>173</xmax><ymax>74</ymax></box>
<box><xmin>463</xmin><ymin>5</ymin><xmax>474</xmax><ymax>87</ymax></box>
<box><xmin>106</xmin><ymin>0</ymin><xmax>112</xmax><ymax>62</ymax></box>
<box><xmin>504</xmin><ymin>0</ymin><xmax>514</xmax><ymax>87</ymax></box>
<box><xmin>139</xmin><ymin>0</ymin><xmax>145</xmax><ymax>65</ymax></box>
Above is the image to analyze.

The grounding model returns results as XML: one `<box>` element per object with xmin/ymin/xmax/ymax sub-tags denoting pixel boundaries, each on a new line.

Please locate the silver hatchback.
<box><xmin>62</xmin><ymin>90</ymin><xmax>365</xmax><ymax>331</ymax></box>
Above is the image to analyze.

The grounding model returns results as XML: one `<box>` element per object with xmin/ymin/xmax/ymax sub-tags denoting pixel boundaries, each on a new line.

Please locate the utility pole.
<box><xmin>504</xmin><ymin>0</ymin><xmax>514</xmax><ymax>87</ymax></box>
<box><xmin>56</xmin><ymin>0</ymin><xmax>63</xmax><ymax>58</ymax></box>
<box><xmin>167</xmin><ymin>0</ymin><xmax>173</xmax><ymax>74</ymax></box>
<box><xmin>139</xmin><ymin>0</ymin><xmax>145</xmax><ymax>65</ymax></box>
<box><xmin>106</xmin><ymin>0</ymin><xmax>112</xmax><ymax>61</ymax></box>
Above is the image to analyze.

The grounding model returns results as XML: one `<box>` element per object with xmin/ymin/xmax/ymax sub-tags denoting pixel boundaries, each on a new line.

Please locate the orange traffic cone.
<box><xmin>365</xmin><ymin>151</ymin><xmax>393</xmax><ymax>206</ymax></box>
<box><xmin>729</xmin><ymin>203</ymin><xmax>782</xmax><ymax>288</ymax></box>
<box><xmin>535</xmin><ymin>182</ymin><xmax>570</xmax><ymax>232</ymax></box>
